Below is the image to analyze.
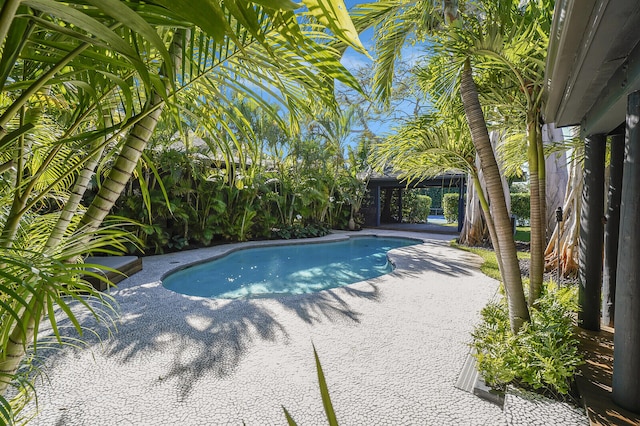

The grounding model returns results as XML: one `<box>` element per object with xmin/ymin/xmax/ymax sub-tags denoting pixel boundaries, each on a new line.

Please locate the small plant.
<box><xmin>272</xmin><ymin>222</ymin><xmax>330</xmax><ymax>239</ymax></box>
<box><xmin>283</xmin><ymin>346</ymin><xmax>338</xmax><ymax>426</ymax></box>
<box><xmin>472</xmin><ymin>283</ymin><xmax>582</xmax><ymax>395</ymax></box>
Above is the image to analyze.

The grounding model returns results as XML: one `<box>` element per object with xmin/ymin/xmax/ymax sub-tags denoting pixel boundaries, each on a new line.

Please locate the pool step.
<box><xmin>84</xmin><ymin>256</ymin><xmax>142</xmax><ymax>291</ymax></box>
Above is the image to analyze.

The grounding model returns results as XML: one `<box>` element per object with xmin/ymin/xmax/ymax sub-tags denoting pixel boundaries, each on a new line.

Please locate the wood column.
<box><xmin>457</xmin><ymin>180</ymin><xmax>465</xmax><ymax>232</ymax></box>
<box><xmin>602</xmin><ymin>133</ymin><xmax>624</xmax><ymax>327</ymax></box>
<box><xmin>613</xmin><ymin>90</ymin><xmax>640</xmax><ymax>413</ymax></box>
<box><xmin>578</xmin><ymin>133</ymin><xmax>606</xmax><ymax>331</ymax></box>
<box><xmin>374</xmin><ymin>185</ymin><xmax>381</xmax><ymax>227</ymax></box>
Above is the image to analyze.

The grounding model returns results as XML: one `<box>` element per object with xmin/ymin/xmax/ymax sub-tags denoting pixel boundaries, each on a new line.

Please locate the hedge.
<box><xmin>443</xmin><ymin>193</ymin><xmax>459</xmax><ymax>223</ymax></box>
<box><xmin>511</xmin><ymin>193</ymin><xmax>530</xmax><ymax>221</ymax></box>
<box><xmin>403</xmin><ymin>192</ymin><xmax>432</xmax><ymax>223</ymax></box>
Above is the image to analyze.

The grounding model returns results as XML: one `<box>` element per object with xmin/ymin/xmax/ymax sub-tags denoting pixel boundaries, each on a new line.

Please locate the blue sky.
<box><xmin>338</xmin><ymin>0</ymin><xmax>431</xmax><ymax>140</ymax></box>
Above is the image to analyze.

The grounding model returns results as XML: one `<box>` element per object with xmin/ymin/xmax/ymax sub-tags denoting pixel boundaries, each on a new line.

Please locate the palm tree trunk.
<box><xmin>44</xmin><ymin>114</ymin><xmax>111</xmax><ymax>252</ymax></box>
<box><xmin>528</xmin><ymin>118</ymin><xmax>544</xmax><ymax>304</ymax></box>
<box><xmin>0</xmin><ymin>306</ymin><xmax>37</xmax><ymax>395</ymax></box>
<box><xmin>460</xmin><ymin>58</ymin><xmax>529</xmax><ymax>332</ymax></box>
<box><xmin>471</xmin><ymin>172</ymin><xmax>505</xmax><ymax>283</ymax></box>
<box><xmin>79</xmin><ymin>31</ymin><xmax>183</xmax><ymax>233</ymax></box>
<box><xmin>536</xmin><ymin>125</ymin><xmax>547</xmax><ymax>285</ymax></box>
<box><xmin>0</xmin><ymin>31</ymin><xmax>183</xmax><ymax>400</ymax></box>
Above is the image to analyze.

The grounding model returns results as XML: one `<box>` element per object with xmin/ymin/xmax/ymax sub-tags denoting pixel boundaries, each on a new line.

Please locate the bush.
<box><xmin>471</xmin><ymin>284</ymin><xmax>582</xmax><ymax>395</ymax></box>
<box><xmin>511</xmin><ymin>193</ymin><xmax>530</xmax><ymax>223</ymax></box>
<box><xmin>272</xmin><ymin>222</ymin><xmax>330</xmax><ymax>239</ymax></box>
<box><xmin>442</xmin><ymin>193</ymin><xmax>459</xmax><ymax>223</ymax></box>
<box><xmin>402</xmin><ymin>192</ymin><xmax>432</xmax><ymax>223</ymax></box>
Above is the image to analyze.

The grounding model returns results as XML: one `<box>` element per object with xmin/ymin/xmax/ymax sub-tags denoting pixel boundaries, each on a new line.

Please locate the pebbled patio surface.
<box><xmin>28</xmin><ymin>230</ymin><xmax>587</xmax><ymax>425</ymax></box>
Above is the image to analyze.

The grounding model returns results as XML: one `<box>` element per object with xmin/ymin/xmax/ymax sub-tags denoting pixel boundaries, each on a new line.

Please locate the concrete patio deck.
<box><xmin>29</xmin><ymin>230</ymin><xmax>587</xmax><ymax>425</ymax></box>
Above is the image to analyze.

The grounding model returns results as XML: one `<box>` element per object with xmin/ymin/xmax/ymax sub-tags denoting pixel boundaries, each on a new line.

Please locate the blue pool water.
<box><xmin>162</xmin><ymin>236</ymin><xmax>420</xmax><ymax>299</ymax></box>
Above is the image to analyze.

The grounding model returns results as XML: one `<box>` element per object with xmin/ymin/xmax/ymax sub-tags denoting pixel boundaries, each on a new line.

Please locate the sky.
<box><xmin>338</xmin><ymin>0</ymin><xmax>431</xmax><ymax>140</ymax></box>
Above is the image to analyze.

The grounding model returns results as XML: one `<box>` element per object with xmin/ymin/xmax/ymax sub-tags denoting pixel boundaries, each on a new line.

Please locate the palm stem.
<box><xmin>460</xmin><ymin>58</ymin><xmax>529</xmax><ymax>332</ymax></box>
<box><xmin>44</xmin><ymin>113</ymin><xmax>112</xmax><ymax>252</ymax></box>
<box><xmin>0</xmin><ymin>0</ymin><xmax>21</xmax><ymax>65</ymax></box>
<box><xmin>527</xmin><ymin>117</ymin><xmax>543</xmax><ymax>304</ymax></box>
<box><xmin>79</xmin><ymin>30</ymin><xmax>184</xmax><ymax>232</ymax></box>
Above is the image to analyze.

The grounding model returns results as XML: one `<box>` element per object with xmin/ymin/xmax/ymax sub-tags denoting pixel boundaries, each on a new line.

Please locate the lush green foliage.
<box><xmin>472</xmin><ymin>284</ymin><xmax>582</xmax><ymax>395</ymax></box>
<box><xmin>511</xmin><ymin>193</ymin><xmax>531</xmax><ymax>223</ymax></box>
<box><xmin>401</xmin><ymin>192</ymin><xmax>432</xmax><ymax>223</ymax></box>
<box><xmin>271</xmin><ymin>223</ymin><xmax>330</xmax><ymax>240</ymax></box>
<box><xmin>107</xmin><ymin>135</ymin><xmax>366</xmax><ymax>254</ymax></box>
<box><xmin>443</xmin><ymin>193</ymin><xmax>459</xmax><ymax>223</ymax></box>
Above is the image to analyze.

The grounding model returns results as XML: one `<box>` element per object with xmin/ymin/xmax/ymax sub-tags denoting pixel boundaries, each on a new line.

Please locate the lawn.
<box><xmin>451</xmin><ymin>240</ymin><xmax>530</xmax><ymax>282</ymax></box>
<box><xmin>514</xmin><ymin>226</ymin><xmax>531</xmax><ymax>242</ymax></box>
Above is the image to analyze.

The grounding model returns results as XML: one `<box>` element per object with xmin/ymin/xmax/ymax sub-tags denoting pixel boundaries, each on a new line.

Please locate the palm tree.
<box><xmin>353</xmin><ymin>0</ymin><xmax>530</xmax><ymax>331</ymax></box>
<box><xmin>445</xmin><ymin>0</ymin><xmax>554</xmax><ymax>304</ymax></box>
<box><xmin>0</xmin><ymin>0</ymin><xmax>367</xmax><ymax>416</ymax></box>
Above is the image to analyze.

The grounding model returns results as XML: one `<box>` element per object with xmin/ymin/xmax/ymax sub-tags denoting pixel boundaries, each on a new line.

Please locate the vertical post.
<box><xmin>375</xmin><ymin>185</ymin><xmax>381</xmax><ymax>227</ymax></box>
<box><xmin>397</xmin><ymin>188</ymin><xmax>403</xmax><ymax>223</ymax></box>
<box><xmin>613</xmin><ymin>91</ymin><xmax>640</xmax><ymax>412</ymax></box>
<box><xmin>578</xmin><ymin>133</ymin><xmax>606</xmax><ymax>331</ymax></box>
<box><xmin>457</xmin><ymin>179</ymin><xmax>465</xmax><ymax>232</ymax></box>
<box><xmin>602</xmin><ymin>133</ymin><xmax>625</xmax><ymax>327</ymax></box>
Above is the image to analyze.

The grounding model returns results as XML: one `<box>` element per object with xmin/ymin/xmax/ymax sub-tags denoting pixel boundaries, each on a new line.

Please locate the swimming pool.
<box><xmin>162</xmin><ymin>236</ymin><xmax>420</xmax><ymax>299</ymax></box>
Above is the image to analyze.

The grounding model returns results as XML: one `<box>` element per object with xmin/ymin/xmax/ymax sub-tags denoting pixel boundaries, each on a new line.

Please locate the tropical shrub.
<box><xmin>472</xmin><ymin>284</ymin><xmax>582</xmax><ymax>395</ymax></box>
<box><xmin>272</xmin><ymin>222</ymin><xmax>330</xmax><ymax>239</ymax></box>
<box><xmin>106</xmin><ymin>141</ymin><xmax>366</xmax><ymax>253</ymax></box>
<box><xmin>402</xmin><ymin>192</ymin><xmax>432</xmax><ymax>223</ymax></box>
<box><xmin>443</xmin><ymin>193</ymin><xmax>459</xmax><ymax>223</ymax></box>
<box><xmin>511</xmin><ymin>193</ymin><xmax>531</xmax><ymax>224</ymax></box>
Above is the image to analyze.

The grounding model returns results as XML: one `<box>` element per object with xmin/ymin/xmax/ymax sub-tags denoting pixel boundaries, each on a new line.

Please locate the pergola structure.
<box><xmin>363</xmin><ymin>171</ymin><xmax>466</xmax><ymax>230</ymax></box>
<box><xmin>544</xmin><ymin>0</ymin><xmax>640</xmax><ymax>413</ymax></box>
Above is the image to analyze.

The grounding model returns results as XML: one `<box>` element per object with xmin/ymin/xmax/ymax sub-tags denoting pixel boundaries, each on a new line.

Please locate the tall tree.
<box><xmin>452</xmin><ymin>0</ymin><xmax>553</xmax><ymax>304</ymax></box>
<box><xmin>354</xmin><ymin>0</ymin><xmax>531</xmax><ymax>331</ymax></box>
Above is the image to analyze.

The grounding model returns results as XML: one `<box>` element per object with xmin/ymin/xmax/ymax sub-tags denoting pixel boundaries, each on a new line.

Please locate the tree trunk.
<box><xmin>460</xmin><ymin>157</ymin><xmax>490</xmax><ymax>246</ymax></box>
<box><xmin>528</xmin><ymin>117</ymin><xmax>544</xmax><ymax>304</ymax></box>
<box><xmin>80</xmin><ymin>31</ymin><xmax>183</xmax><ymax>233</ymax></box>
<box><xmin>0</xmin><ymin>303</ymin><xmax>38</xmax><ymax>395</ymax></box>
<box><xmin>459</xmin><ymin>173</ymin><xmax>488</xmax><ymax>246</ymax></box>
<box><xmin>543</xmin><ymin>123</ymin><xmax>568</xmax><ymax>238</ymax></box>
<box><xmin>545</xmin><ymin>148</ymin><xmax>582</xmax><ymax>277</ymax></box>
<box><xmin>44</xmin><ymin>114</ymin><xmax>111</xmax><ymax>252</ymax></box>
<box><xmin>460</xmin><ymin>58</ymin><xmax>529</xmax><ymax>332</ymax></box>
